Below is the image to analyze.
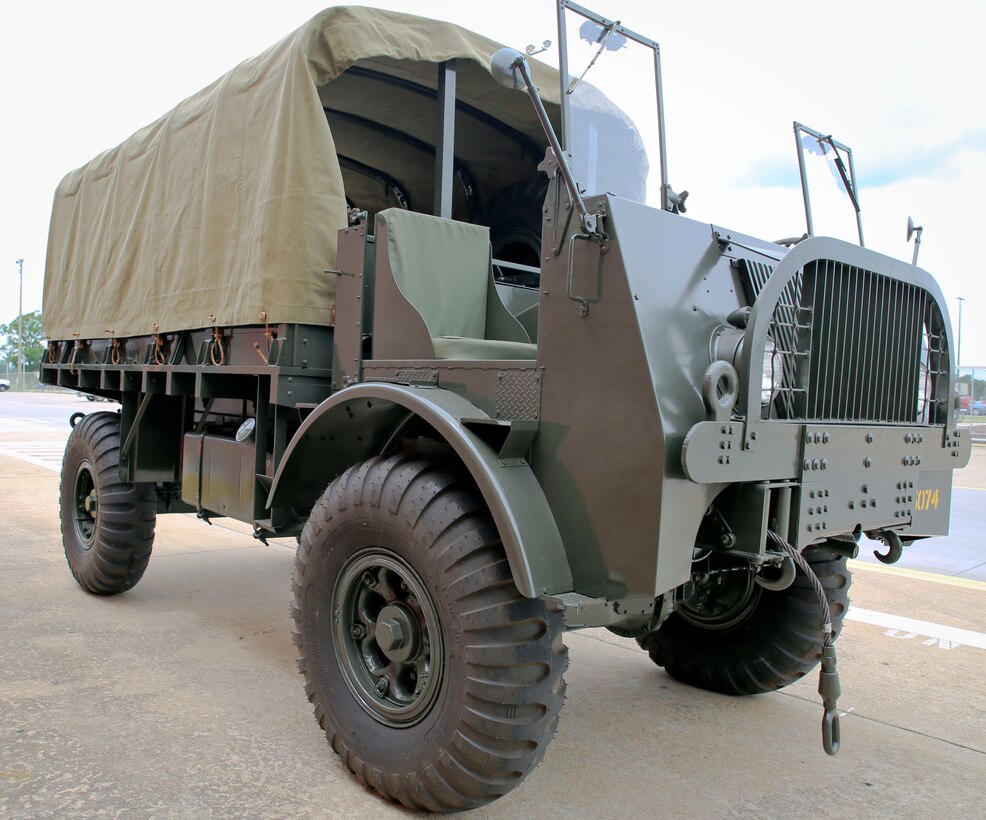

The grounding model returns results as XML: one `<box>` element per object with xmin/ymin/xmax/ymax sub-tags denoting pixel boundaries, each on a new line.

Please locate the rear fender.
<box><xmin>267</xmin><ymin>383</ymin><xmax>572</xmax><ymax>598</ymax></box>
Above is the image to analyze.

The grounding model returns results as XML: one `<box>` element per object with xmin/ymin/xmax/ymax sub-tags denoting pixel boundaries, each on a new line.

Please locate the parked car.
<box><xmin>0</xmin><ymin>378</ymin><xmax>9</xmax><ymax>392</ymax></box>
<box><xmin>972</xmin><ymin>400</ymin><xmax>986</xmax><ymax>416</ymax></box>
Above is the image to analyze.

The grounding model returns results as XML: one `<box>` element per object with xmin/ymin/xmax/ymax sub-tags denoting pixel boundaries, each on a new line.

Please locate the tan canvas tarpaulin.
<box><xmin>42</xmin><ymin>6</ymin><xmax>565</xmax><ymax>340</ymax></box>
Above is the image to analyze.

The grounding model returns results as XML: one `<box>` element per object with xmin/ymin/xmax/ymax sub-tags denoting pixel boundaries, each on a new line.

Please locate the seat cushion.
<box><xmin>432</xmin><ymin>336</ymin><xmax>537</xmax><ymax>360</ymax></box>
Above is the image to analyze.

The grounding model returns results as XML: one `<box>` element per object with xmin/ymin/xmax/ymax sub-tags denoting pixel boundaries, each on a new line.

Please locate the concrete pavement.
<box><xmin>1</xmin><ymin>395</ymin><xmax>984</xmax><ymax>816</ymax></box>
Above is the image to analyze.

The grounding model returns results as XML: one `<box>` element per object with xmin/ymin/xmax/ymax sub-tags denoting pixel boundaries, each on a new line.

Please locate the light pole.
<box><xmin>15</xmin><ymin>259</ymin><xmax>24</xmax><ymax>391</ymax></box>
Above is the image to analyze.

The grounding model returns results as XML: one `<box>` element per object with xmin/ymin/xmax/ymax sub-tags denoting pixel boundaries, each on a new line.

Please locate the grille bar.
<box><xmin>737</xmin><ymin>258</ymin><xmax>948</xmax><ymax>425</ymax></box>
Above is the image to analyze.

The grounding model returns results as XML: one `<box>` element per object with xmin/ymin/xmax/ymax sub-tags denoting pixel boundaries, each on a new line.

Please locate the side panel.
<box><xmin>533</xmin><ymin>196</ymin><xmax>743</xmax><ymax>598</ymax></box>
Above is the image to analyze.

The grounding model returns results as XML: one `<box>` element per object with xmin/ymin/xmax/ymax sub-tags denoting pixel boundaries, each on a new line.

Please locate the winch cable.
<box><xmin>766</xmin><ymin>530</ymin><xmax>842</xmax><ymax>755</ymax></box>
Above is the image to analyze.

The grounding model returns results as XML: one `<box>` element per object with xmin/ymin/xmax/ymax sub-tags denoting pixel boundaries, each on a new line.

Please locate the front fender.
<box><xmin>267</xmin><ymin>383</ymin><xmax>572</xmax><ymax>598</ymax></box>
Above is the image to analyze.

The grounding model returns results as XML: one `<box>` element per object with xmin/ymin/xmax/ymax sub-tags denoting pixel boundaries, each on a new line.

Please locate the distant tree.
<box><xmin>0</xmin><ymin>310</ymin><xmax>45</xmax><ymax>371</ymax></box>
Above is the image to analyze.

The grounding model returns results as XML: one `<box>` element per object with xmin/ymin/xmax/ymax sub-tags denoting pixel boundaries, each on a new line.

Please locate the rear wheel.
<box><xmin>293</xmin><ymin>454</ymin><xmax>567</xmax><ymax>811</ymax></box>
<box><xmin>638</xmin><ymin>546</ymin><xmax>850</xmax><ymax>695</ymax></box>
<box><xmin>59</xmin><ymin>412</ymin><xmax>156</xmax><ymax>594</ymax></box>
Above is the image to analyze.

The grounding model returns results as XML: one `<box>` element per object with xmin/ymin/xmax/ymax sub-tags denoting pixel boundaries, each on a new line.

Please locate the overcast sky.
<box><xmin>1</xmin><ymin>0</ymin><xmax>983</xmax><ymax>363</ymax></box>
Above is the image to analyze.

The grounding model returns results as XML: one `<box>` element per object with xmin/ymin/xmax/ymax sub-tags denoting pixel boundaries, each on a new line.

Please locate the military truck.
<box><xmin>41</xmin><ymin>2</ymin><xmax>970</xmax><ymax>811</ymax></box>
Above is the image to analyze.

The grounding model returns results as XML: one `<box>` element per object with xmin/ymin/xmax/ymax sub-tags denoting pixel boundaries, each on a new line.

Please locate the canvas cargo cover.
<box><xmin>43</xmin><ymin>5</ymin><xmax>571</xmax><ymax>340</ymax></box>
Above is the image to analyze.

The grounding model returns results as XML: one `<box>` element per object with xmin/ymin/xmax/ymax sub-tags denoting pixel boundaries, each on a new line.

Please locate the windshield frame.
<box><xmin>794</xmin><ymin>121</ymin><xmax>865</xmax><ymax>247</ymax></box>
<box><xmin>555</xmin><ymin>0</ymin><xmax>670</xmax><ymax>211</ymax></box>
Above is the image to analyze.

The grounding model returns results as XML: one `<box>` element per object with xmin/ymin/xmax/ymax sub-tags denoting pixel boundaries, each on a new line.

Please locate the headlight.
<box><xmin>762</xmin><ymin>336</ymin><xmax>780</xmax><ymax>404</ymax></box>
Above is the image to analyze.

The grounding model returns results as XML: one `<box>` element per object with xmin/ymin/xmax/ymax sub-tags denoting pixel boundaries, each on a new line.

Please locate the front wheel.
<box><xmin>293</xmin><ymin>454</ymin><xmax>567</xmax><ymax>811</ymax></box>
<box><xmin>638</xmin><ymin>546</ymin><xmax>850</xmax><ymax>695</ymax></box>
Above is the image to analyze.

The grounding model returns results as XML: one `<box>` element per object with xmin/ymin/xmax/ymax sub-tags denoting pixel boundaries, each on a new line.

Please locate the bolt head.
<box><xmin>350</xmin><ymin>624</ymin><xmax>366</xmax><ymax>640</ymax></box>
<box><xmin>376</xmin><ymin>618</ymin><xmax>407</xmax><ymax>653</ymax></box>
<box><xmin>375</xmin><ymin>677</ymin><xmax>388</xmax><ymax>695</ymax></box>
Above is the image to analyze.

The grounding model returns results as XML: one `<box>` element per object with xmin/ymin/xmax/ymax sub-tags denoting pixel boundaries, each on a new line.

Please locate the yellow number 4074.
<box><xmin>915</xmin><ymin>488</ymin><xmax>940</xmax><ymax>511</ymax></box>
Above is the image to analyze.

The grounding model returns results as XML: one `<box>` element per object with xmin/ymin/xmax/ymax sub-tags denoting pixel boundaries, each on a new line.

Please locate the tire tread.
<box><xmin>292</xmin><ymin>454</ymin><xmax>567</xmax><ymax>811</ymax></box>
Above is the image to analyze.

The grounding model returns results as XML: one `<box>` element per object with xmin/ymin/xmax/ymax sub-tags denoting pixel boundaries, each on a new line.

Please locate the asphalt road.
<box><xmin>1</xmin><ymin>393</ymin><xmax>984</xmax><ymax>817</ymax></box>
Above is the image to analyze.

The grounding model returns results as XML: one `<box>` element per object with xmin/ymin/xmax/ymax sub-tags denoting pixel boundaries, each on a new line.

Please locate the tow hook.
<box><xmin>871</xmin><ymin>528</ymin><xmax>904</xmax><ymax>564</ymax></box>
<box><xmin>819</xmin><ymin>643</ymin><xmax>842</xmax><ymax>755</ymax></box>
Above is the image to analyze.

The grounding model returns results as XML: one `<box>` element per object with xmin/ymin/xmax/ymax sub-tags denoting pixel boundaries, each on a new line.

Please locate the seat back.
<box><xmin>382</xmin><ymin>209</ymin><xmax>489</xmax><ymax>340</ymax></box>
<box><xmin>371</xmin><ymin>209</ymin><xmax>534</xmax><ymax>360</ymax></box>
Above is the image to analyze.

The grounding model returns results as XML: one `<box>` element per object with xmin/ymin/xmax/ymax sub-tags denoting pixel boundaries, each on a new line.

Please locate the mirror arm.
<box><xmin>498</xmin><ymin>50</ymin><xmax>599</xmax><ymax>235</ymax></box>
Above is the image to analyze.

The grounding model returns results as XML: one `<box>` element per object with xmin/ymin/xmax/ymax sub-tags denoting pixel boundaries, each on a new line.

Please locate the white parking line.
<box><xmin>847</xmin><ymin>607</ymin><xmax>986</xmax><ymax>650</ymax></box>
<box><xmin>0</xmin><ymin>443</ymin><xmax>66</xmax><ymax>472</ymax></box>
<box><xmin>0</xmin><ymin>418</ymin><xmax>51</xmax><ymax>433</ymax></box>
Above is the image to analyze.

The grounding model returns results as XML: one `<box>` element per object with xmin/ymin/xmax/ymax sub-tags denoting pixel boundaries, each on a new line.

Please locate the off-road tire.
<box><xmin>59</xmin><ymin>411</ymin><xmax>156</xmax><ymax>594</ymax></box>
<box><xmin>476</xmin><ymin>177</ymin><xmax>549</xmax><ymax>271</ymax></box>
<box><xmin>292</xmin><ymin>454</ymin><xmax>568</xmax><ymax>811</ymax></box>
<box><xmin>638</xmin><ymin>546</ymin><xmax>850</xmax><ymax>695</ymax></box>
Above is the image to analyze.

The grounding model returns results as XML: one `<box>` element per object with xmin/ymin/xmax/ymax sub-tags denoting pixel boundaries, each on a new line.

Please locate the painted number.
<box><xmin>915</xmin><ymin>488</ymin><xmax>939</xmax><ymax>511</ymax></box>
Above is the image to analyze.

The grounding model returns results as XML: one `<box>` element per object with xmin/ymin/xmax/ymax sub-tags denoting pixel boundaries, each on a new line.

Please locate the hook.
<box><xmin>871</xmin><ymin>529</ymin><xmax>903</xmax><ymax>564</ymax></box>
<box><xmin>755</xmin><ymin>554</ymin><xmax>797</xmax><ymax>591</ymax></box>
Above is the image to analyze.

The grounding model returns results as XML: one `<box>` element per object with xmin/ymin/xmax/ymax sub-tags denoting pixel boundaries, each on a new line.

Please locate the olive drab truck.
<box><xmin>41</xmin><ymin>2</ymin><xmax>970</xmax><ymax>811</ymax></box>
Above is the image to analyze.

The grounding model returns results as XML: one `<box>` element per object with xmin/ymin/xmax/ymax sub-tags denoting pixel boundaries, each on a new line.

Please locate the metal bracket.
<box><xmin>120</xmin><ymin>392</ymin><xmax>152</xmax><ymax>458</ymax></box>
<box><xmin>541</xmin><ymin>592</ymin><xmax>656</xmax><ymax>629</ymax></box>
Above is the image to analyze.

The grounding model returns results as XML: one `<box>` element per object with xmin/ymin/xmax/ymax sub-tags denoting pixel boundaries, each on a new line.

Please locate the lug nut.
<box><xmin>350</xmin><ymin>624</ymin><xmax>366</xmax><ymax>640</ymax></box>
<box><xmin>375</xmin><ymin>677</ymin><xmax>389</xmax><ymax>696</ymax></box>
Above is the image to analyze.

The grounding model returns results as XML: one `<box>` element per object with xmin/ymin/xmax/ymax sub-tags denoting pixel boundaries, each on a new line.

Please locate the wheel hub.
<box><xmin>333</xmin><ymin>549</ymin><xmax>443</xmax><ymax>728</ymax></box>
<box><xmin>678</xmin><ymin>566</ymin><xmax>761</xmax><ymax>631</ymax></box>
<box><xmin>73</xmin><ymin>460</ymin><xmax>97</xmax><ymax>549</ymax></box>
<box><xmin>375</xmin><ymin>604</ymin><xmax>420</xmax><ymax>663</ymax></box>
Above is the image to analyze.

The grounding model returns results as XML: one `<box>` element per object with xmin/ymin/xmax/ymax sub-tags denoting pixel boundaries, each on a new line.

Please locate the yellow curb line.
<box><xmin>849</xmin><ymin>560</ymin><xmax>986</xmax><ymax>591</ymax></box>
<box><xmin>954</xmin><ymin>485</ymin><xmax>986</xmax><ymax>491</ymax></box>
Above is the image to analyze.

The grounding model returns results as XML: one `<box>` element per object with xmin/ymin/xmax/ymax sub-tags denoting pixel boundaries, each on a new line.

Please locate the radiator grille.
<box><xmin>738</xmin><ymin>258</ymin><xmax>949</xmax><ymax>425</ymax></box>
